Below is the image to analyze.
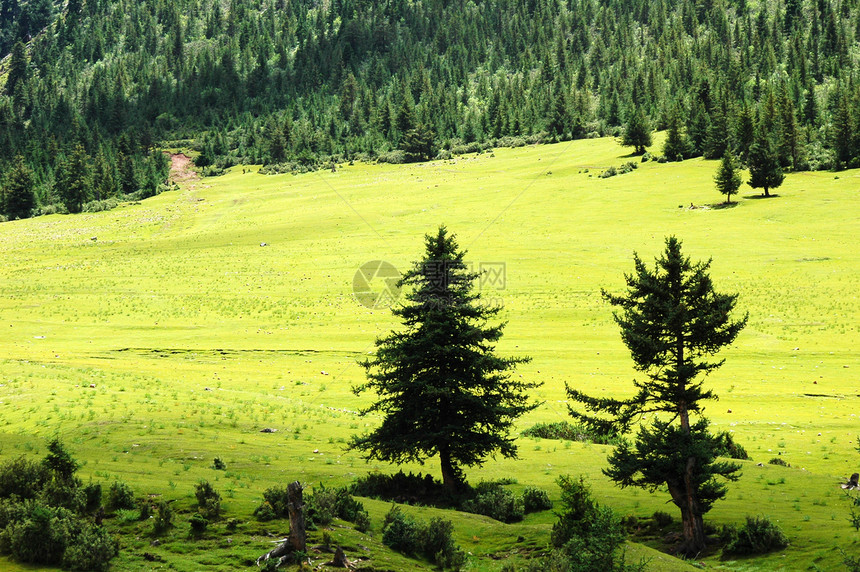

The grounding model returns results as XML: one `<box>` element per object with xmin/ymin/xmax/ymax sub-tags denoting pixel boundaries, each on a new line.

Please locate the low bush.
<box><xmin>723</xmin><ymin>516</ymin><xmax>789</xmax><ymax>555</ymax></box>
<box><xmin>522</xmin><ymin>487</ymin><xmax>553</xmax><ymax>513</ymax></box>
<box><xmin>61</xmin><ymin>523</ymin><xmax>118</xmax><ymax>572</ymax></box>
<box><xmin>189</xmin><ymin>513</ymin><xmax>209</xmax><ymax>536</ymax></box>
<box><xmin>522</xmin><ymin>421</ymin><xmax>621</xmax><ymax>445</ymax></box>
<box><xmin>349</xmin><ymin>471</ymin><xmax>447</xmax><ymax>505</ymax></box>
<box><xmin>106</xmin><ymin>481</ymin><xmax>135</xmax><ymax>511</ymax></box>
<box><xmin>652</xmin><ymin>511</ymin><xmax>673</xmax><ymax>527</ymax></box>
<box><xmin>548</xmin><ymin>475</ymin><xmax>643</xmax><ymax>572</ymax></box>
<box><xmin>715</xmin><ymin>431</ymin><xmax>750</xmax><ymax>460</ymax></box>
<box><xmin>768</xmin><ymin>457</ymin><xmax>788</xmax><ymax>466</ymax></box>
<box><xmin>194</xmin><ymin>480</ymin><xmax>221</xmax><ymax>519</ymax></box>
<box><xmin>254</xmin><ymin>486</ymin><xmax>290</xmax><ymax>520</ymax></box>
<box><xmin>152</xmin><ymin>501</ymin><xmax>173</xmax><ymax>535</ymax></box>
<box><xmin>461</xmin><ymin>482</ymin><xmax>523</xmax><ymax>523</ymax></box>
<box><xmin>307</xmin><ymin>485</ymin><xmax>370</xmax><ymax>532</ymax></box>
<box><xmin>381</xmin><ymin>505</ymin><xmax>465</xmax><ymax>569</ymax></box>
<box><xmin>212</xmin><ymin>457</ymin><xmax>226</xmax><ymax>470</ymax></box>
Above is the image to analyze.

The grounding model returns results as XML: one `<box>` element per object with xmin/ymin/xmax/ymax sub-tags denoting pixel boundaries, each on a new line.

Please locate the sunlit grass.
<box><xmin>0</xmin><ymin>135</ymin><xmax>857</xmax><ymax>570</ymax></box>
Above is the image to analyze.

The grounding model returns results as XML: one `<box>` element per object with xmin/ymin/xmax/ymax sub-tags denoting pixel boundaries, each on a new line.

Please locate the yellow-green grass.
<box><xmin>0</xmin><ymin>135</ymin><xmax>857</xmax><ymax>570</ymax></box>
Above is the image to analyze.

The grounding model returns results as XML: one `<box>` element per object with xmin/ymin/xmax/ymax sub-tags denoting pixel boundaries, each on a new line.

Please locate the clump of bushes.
<box><xmin>106</xmin><ymin>481</ymin><xmax>135</xmax><ymax>511</ymax></box>
<box><xmin>350</xmin><ymin>472</ymin><xmax>551</xmax><ymax>522</ymax></box>
<box><xmin>255</xmin><ymin>484</ymin><xmax>370</xmax><ymax>532</ymax></box>
<box><xmin>548</xmin><ymin>475</ymin><xmax>644</xmax><ymax>572</ymax></box>
<box><xmin>152</xmin><ymin>501</ymin><xmax>173</xmax><ymax>535</ymax></box>
<box><xmin>523</xmin><ymin>487</ymin><xmax>553</xmax><ymax>513</ymax></box>
<box><xmin>306</xmin><ymin>485</ymin><xmax>371</xmax><ymax>532</ymax></box>
<box><xmin>382</xmin><ymin>505</ymin><xmax>466</xmax><ymax>570</ymax></box>
<box><xmin>522</xmin><ymin>421</ymin><xmax>622</xmax><ymax>445</ymax></box>
<box><xmin>715</xmin><ymin>431</ymin><xmax>750</xmax><ymax>460</ymax></box>
<box><xmin>461</xmin><ymin>482</ymin><xmax>524</xmax><ymax>523</ymax></box>
<box><xmin>768</xmin><ymin>457</ymin><xmax>788</xmax><ymax>467</ymax></box>
<box><xmin>0</xmin><ymin>439</ymin><xmax>119</xmax><ymax>571</ymax></box>
<box><xmin>722</xmin><ymin>515</ymin><xmax>789</xmax><ymax>555</ymax></box>
<box><xmin>349</xmin><ymin>471</ymin><xmax>447</xmax><ymax>505</ymax></box>
<box><xmin>194</xmin><ymin>480</ymin><xmax>221</xmax><ymax>519</ymax></box>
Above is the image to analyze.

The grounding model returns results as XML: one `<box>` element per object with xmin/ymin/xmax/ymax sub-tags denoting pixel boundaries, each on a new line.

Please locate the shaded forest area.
<box><xmin>2</xmin><ymin>0</ymin><xmax>860</xmax><ymax>217</ymax></box>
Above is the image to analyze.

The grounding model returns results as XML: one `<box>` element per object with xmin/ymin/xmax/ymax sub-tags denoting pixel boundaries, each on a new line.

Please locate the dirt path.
<box><xmin>168</xmin><ymin>153</ymin><xmax>199</xmax><ymax>185</ymax></box>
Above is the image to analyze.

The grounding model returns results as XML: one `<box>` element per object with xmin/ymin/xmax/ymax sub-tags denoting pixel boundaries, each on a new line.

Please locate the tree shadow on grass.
<box><xmin>709</xmin><ymin>201</ymin><xmax>740</xmax><ymax>210</ymax></box>
<box><xmin>742</xmin><ymin>193</ymin><xmax>780</xmax><ymax>200</ymax></box>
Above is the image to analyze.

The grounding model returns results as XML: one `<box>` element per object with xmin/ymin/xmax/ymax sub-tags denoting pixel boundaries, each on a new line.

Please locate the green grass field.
<box><xmin>0</xmin><ymin>136</ymin><xmax>858</xmax><ymax>570</ymax></box>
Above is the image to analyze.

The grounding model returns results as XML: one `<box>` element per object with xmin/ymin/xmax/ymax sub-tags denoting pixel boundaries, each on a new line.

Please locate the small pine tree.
<box><xmin>1</xmin><ymin>155</ymin><xmax>36</xmax><ymax>219</ymax></box>
<box><xmin>54</xmin><ymin>144</ymin><xmax>92</xmax><ymax>213</ymax></box>
<box><xmin>747</xmin><ymin>133</ymin><xmax>784</xmax><ymax>197</ymax></box>
<box><xmin>714</xmin><ymin>152</ymin><xmax>743</xmax><ymax>204</ymax></box>
<box><xmin>662</xmin><ymin>112</ymin><xmax>689</xmax><ymax>161</ymax></box>
<box><xmin>621</xmin><ymin>106</ymin><xmax>652</xmax><ymax>155</ymax></box>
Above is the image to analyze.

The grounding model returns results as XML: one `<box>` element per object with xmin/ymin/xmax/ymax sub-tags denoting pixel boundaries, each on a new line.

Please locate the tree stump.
<box><xmin>287</xmin><ymin>481</ymin><xmax>306</xmax><ymax>553</ymax></box>
<box><xmin>331</xmin><ymin>546</ymin><xmax>352</xmax><ymax>568</ymax></box>
<box><xmin>256</xmin><ymin>481</ymin><xmax>306</xmax><ymax>567</ymax></box>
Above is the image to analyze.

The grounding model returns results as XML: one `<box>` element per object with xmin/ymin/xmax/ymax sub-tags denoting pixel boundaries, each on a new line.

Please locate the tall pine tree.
<box><xmin>350</xmin><ymin>226</ymin><xmax>539</xmax><ymax>492</ymax></box>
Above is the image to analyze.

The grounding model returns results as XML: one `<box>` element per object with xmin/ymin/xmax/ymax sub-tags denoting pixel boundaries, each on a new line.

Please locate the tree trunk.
<box><xmin>287</xmin><ymin>480</ymin><xmax>306</xmax><ymax>553</ymax></box>
<box><xmin>439</xmin><ymin>448</ymin><xmax>462</xmax><ymax>493</ymax></box>
<box><xmin>256</xmin><ymin>481</ymin><xmax>306</xmax><ymax>567</ymax></box>
<box><xmin>668</xmin><ymin>476</ymin><xmax>707</xmax><ymax>558</ymax></box>
<box><xmin>764</xmin><ymin>186</ymin><xmax>770</xmax><ymax>197</ymax></box>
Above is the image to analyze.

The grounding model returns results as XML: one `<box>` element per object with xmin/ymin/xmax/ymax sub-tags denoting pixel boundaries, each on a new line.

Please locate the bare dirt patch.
<box><xmin>168</xmin><ymin>153</ymin><xmax>199</xmax><ymax>184</ymax></box>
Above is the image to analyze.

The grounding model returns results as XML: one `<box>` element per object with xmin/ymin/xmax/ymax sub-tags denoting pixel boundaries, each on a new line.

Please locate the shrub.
<box><xmin>768</xmin><ymin>457</ymin><xmax>788</xmax><ymax>466</ymax></box>
<box><xmin>254</xmin><ymin>501</ymin><xmax>277</xmax><ymax>522</ymax></box>
<box><xmin>652</xmin><ymin>511</ymin><xmax>673</xmax><ymax>527</ymax></box>
<box><xmin>424</xmin><ymin>517</ymin><xmax>466</xmax><ymax>570</ymax></box>
<box><xmin>152</xmin><ymin>501</ymin><xmax>173</xmax><ymax>535</ymax></box>
<box><xmin>106</xmin><ymin>481</ymin><xmax>135</xmax><ymax>511</ymax></box>
<box><xmin>83</xmin><ymin>482</ymin><xmax>102</xmax><ymax>513</ymax></box>
<box><xmin>461</xmin><ymin>482</ymin><xmax>523</xmax><ymax>523</ymax></box>
<box><xmin>548</xmin><ymin>475</ymin><xmax>642</xmax><ymax>572</ymax></box>
<box><xmin>381</xmin><ymin>506</ymin><xmax>465</xmax><ymax>569</ymax></box>
<box><xmin>307</xmin><ymin>485</ymin><xmax>370</xmax><ymax>531</ymax></box>
<box><xmin>81</xmin><ymin>198</ymin><xmax>119</xmax><ymax>213</ymax></box>
<box><xmin>189</xmin><ymin>513</ymin><xmax>209</xmax><ymax>535</ymax></box>
<box><xmin>255</xmin><ymin>486</ymin><xmax>290</xmax><ymax>520</ymax></box>
<box><xmin>195</xmin><ymin>480</ymin><xmax>221</xmax><ymax>519</ymax></box>
<box><xmin>599</xmin><ymin>166</ymin><xmax>617</xmax><ymax>178</ymax></box>
<box><xmin>522</xmin><ymin>487</ymin><xmax>553</xmax><ymax>513</ymax></box>
<box><xmin>349</xmin><ymin>471</ymin><xmax>446</xmax><ymax>505</ymax></box>
<box><xmin>212</xmin><ymin>457</ymin><xmax>226</xmax><ymax>470</ymax></box>
<box><xmin>382</xmin><ymin>506</ymin><xmax>422</xmax><ymax>556</ymax></box>
<box><xmin>61</xmin><ymin>523</ymin><xmax>118</xmax><ymax>572</ymax></box>
<box><xmin>522</xmin><ymin>422</ymin><xmax>622</xmax><ymax>445</ymax></box>
<box><xmin>0</xmin><ymin>502</ymin><xmax>74</xmax><ymax>565</ymax></box>
<box><xmin>377</xmin><ymin>150</ymin><xmax>406</xmax><ymax>164</ymax></box>
<box><xmin>0</xmin><ymin>457</ymin><xmax>47</xmax><ymax>499</ymax></box>
<box><xmin>723</xmin><ymin>516</ymin><xmax>789</xmax><ymax>555</ymax></box>
<box><xmin>715</xmin><ymin>431</ymin><xmax>750</xmax><ymax>460</ymax></box>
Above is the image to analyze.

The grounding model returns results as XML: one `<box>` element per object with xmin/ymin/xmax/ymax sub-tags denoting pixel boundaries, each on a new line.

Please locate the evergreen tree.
<box><xmin>662</xmin><ymin>110</ymin><xmax>689</xmax><ymax>161</ymax></box>
<box><xmin>350</xmin><ymin>226</ymin><xmax>539</xmax><ymax>492</ymax></box>
<box><xmin>1</xmin><ymin>154</ymin><xmax>35</xmax><ymax>219</ymax></box>
<box><xmin>747</xmin><ymin>133</ymin><xmax>784</xmax><ymax>196</ymax></box>
<box><xmin>714</xmin><ymin>152</ymin><xmax>743</xmax><ymax>204</ymax></box>
<box><xmin>567</xmin><ymin>237</ymin><xmax>746</xmax><ymax>557</ymax></box>
<box><xmin>401</xmin><ymin>123</ymin><xmax>436</xmax><ymax>162</ymax></box>
<box><xmin>621</xmin><ymin>106</ymin><xmax>652</xmax><ymax>154</ymax></box>
<box><xmin>54</xmin><ymin>144</ymin><xmax>92</xmax><ymax>213</ymax></box>
<box><xmin>5</xmin><ymin>40</ymin><xmax>27</xmax><ymax>97</ymax></box>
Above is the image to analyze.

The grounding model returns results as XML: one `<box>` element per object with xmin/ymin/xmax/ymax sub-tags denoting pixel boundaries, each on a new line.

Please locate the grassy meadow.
<box><xmin>0</xmin><ymin>135</ymin><xmax>858</xmax><ymax>570</ymax></box>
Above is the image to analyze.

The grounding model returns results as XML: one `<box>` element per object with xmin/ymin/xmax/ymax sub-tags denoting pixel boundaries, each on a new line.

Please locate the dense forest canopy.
<box><xmin>2</xmin><ymin>0</ymin><xmax>860</xmax><ymax>217</ymax></box>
